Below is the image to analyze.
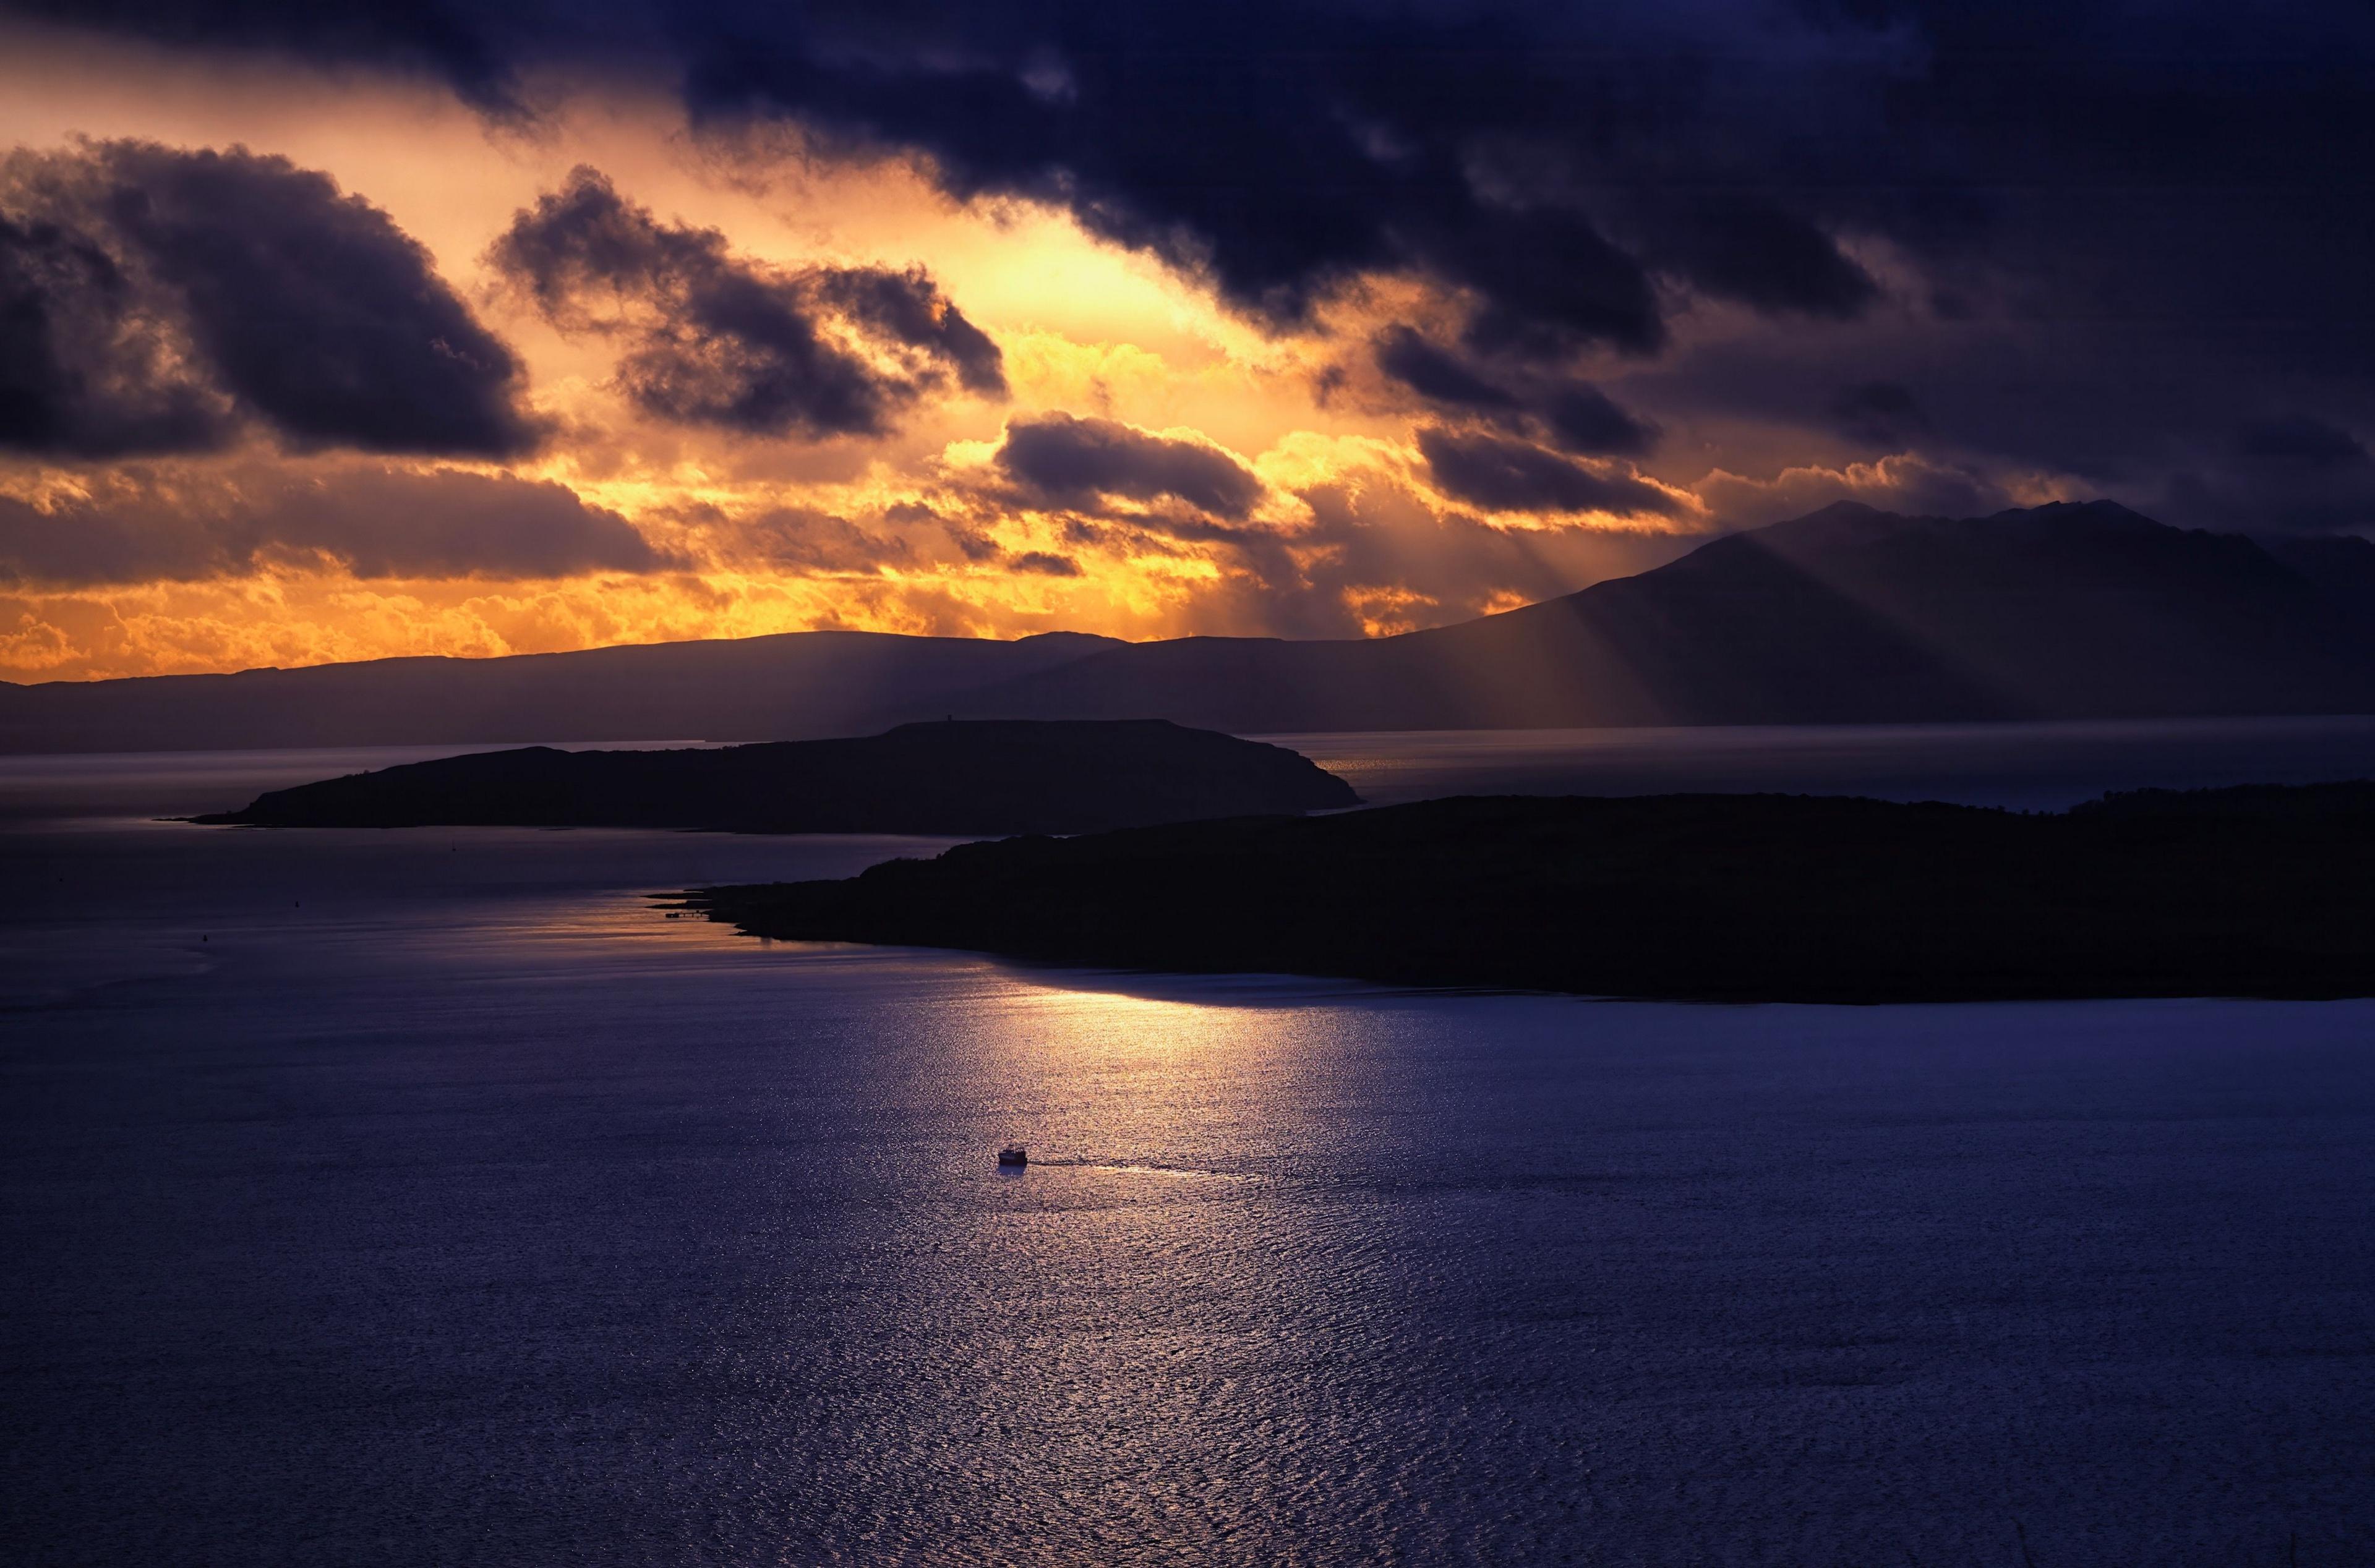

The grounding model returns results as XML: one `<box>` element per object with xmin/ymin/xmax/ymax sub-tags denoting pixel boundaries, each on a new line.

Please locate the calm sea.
<box><xmin>6</xmin><ymin>721</ymin><xmax>2375</xmax><ymax>1566</ymax></box>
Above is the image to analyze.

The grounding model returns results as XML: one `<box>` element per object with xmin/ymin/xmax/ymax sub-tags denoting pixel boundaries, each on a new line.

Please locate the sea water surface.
<box><xmin>6</xmin><ymin>723</ymin><xmax>2375</xmax><ymax>1566</ymax></box>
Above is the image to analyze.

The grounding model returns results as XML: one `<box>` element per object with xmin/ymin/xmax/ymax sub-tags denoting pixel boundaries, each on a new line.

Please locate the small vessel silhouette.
<box><xmin>997</xmin><ymin>1143</ymin><xmax>1029</xmax><ymax>1167</ymax></box>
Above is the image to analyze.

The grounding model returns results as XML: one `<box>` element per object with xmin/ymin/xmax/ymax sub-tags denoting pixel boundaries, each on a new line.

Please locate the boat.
<box><xmin>998</xmin><ymin>1143</ymin><xmax>1029</xmax><ymax>1167</ymax></box>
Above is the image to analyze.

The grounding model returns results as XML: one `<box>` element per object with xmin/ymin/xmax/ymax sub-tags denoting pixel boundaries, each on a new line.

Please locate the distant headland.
<box><xmin>191</xmin><ymin>720</ymin><xmax>1358</xmax><ymax>835</ymax></box>
<box><xmin>685</xmin><ymin>782</ymin><xmax>2375</xmax><ymax>1003</ymax></box>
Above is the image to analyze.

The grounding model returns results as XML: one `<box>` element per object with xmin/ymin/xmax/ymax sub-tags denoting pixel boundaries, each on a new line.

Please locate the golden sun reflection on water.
<box><xmin>988</xmin><ymin>984</ymin><xmax>1267</xmax><ymax>1059</ymax></box>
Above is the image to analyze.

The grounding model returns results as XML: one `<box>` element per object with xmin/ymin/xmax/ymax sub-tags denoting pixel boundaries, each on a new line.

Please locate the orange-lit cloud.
<box><xmin>0</xmin><ymin>20</ymin><xmax>2152</xmax><ymax>683</ymax></box>
<box><xmin>10</xmin><ymin>2</ymin><xmax>2374</xmax><ymax>683</ymax></box>
<box><xmin>0</xmin><ymin>35</ymin><xmax>1709</xmax><ymax>681</ymax></box>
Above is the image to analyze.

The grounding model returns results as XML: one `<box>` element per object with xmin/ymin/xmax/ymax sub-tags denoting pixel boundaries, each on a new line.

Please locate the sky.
<box><xmin>2</xmin><ymin>2</ymin><xmax>2371</xmax><ymax>680</ymax></box>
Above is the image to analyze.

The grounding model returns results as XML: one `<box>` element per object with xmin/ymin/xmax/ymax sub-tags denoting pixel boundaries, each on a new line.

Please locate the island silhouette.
<box><xmin>192</xmin><ymin>720</ymin><xmax>1358</xmax><ymax>835</ymax></box>
<box><xmin>686</xmin><ymin>782</ymin><xmax>2375</xmax><ymax>1003</ymax></box>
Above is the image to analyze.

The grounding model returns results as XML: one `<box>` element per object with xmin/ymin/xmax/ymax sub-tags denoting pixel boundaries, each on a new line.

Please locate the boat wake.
<box><xmin>1020</xmin><ymin>1157</ymin><xmax>1259</xmax><ymax>1183</ymax></box>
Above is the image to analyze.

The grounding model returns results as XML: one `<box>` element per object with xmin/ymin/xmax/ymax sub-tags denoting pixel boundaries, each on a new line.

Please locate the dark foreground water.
<box><xmin>6</xmin><ymin>725</ymin><xmax>2375</xmax><ymax>1566</ymax></box>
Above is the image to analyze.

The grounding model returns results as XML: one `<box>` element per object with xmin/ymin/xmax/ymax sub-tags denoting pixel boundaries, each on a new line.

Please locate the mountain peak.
<box><xmin>1763</xmin><ymin>496</ymin><xmax>2167</xmax><ymax>538</ymax></box>
<box><xmin>1984</xmin><ymin>498</ymin><xmax>2161</xmax><ymax>530</ymax></box>
<box><xmin>1791</xmin><ymin>499</ymin><xmax>1893</xmax><ymax>524</ymax></box>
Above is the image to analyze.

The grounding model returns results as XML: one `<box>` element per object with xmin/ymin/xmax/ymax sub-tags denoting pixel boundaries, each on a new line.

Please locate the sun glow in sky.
<box><xmin>3</xmin><ymin>6</ymin><xmax>2369</xmax><ymax>680</ymax></box>
<box><xmin>0</xmin><ymin>42</ymin><xmax>1697</xmax><ymax>678</ymax></box>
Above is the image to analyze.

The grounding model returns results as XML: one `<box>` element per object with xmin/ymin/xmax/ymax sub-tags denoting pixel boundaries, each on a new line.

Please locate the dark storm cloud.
<box><xmin>7</xmin><ymin>1</ymin><xmax>1893</xmax><ymax>356</ymax></box>
<box><xmin>0</xmin><ymin>466</ymin><xmax>664</xmax><ymax>587</ymax></box>
<box><xmin>681</xmin><ymin>503</ymin><xmax>915</xmax><ymax>572</ymax></box>
<box><xmin>0</xmin><ymin>142</ymin><xmax>539</xmax><ymax>459</ymax></box>
<box><xmin>1372</xmin><ymin>328</ymin><xmax>1519</xmax><ymax>414</ymax></box>
<box><xmin>1539</xmin><ymin>386</ymin><xmax>1659</xmax><ymax>461</ymax></box>
<box><xmin>1374</xmin><ymin>328</ymin><xmax>1658</xmax><ymax>458</ymax></box>
<box><xmin>2235</xmin><ymin>417</ymin><xmax>2368</xmax><ymax>471</ymax></box>
<box><xmin>2149</xmin><ymin>415</ymin><xmax>2375</xmax><ymax>537</ymax></box>
<box><xmin>812</xmin><ymin>268</ymin><xmax>1004</xmax><ymax>396</ymax></box>
<box><xmin>17</xmin><ymin>1</ymin><xmax>2375</xmax><ymax>511</ymax></box>
<box><xmin>1417</xmin><ymin>429</ymin><xmax>1680</xmax><ymax>519</ymax></box>
<box><xmin>98</xmin><ymin>145</ymin><xmax>539</xmax><ymax>455</ymax></box>
<box><xmin>1010</xmin><ymin>550</ymin><xmax>1081</xmax><ymax>577</ymax></box>
<box><xmin>489</xmin><ymin>167</ymin><xmax>1002</xmax><ymax>439</ymax></box>
<box><xmin>17</xmin><ymin>6</ymin><xmax>2371</xmax><ymax>343</ymax></box>
<box><xmin>263</xmin><ymin>467</ymin><xmax>664</xmax><ymax>577</ymax></box>
<box><xmin>0</xmin><ymin>210</ymin><xmax>229</xmax><ymax>458</ymax></box>
<box><xmin>996</xmin><ymin>413</ymin><xmax>1263</xmax><ymax>520</ymax></box>
<box><xmin>1829</xmin><ymin>383</ymin><xmax>1929</xmax><ymax>450</ymax></box>
<box><xmin>1628</xmin><ymin>202</ymin><xmax>1877</xmax><ymax>322</ymax></box>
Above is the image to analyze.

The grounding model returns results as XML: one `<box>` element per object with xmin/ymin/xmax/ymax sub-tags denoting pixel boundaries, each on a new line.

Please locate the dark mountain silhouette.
<box><xmin>191</xmin><ymin>720</ymin><xmax>1357</xmax><ymax>835</ymax></box>
<box><xmin>687</xmin><ymin>781</ymin><xmax>2375</xmax><ymax>1003</ymax></box>
<box><xmin>2254</xmin><ymin>533</ymin><xmax>2375</xmax><ymax>621</ymax></box>
<box><xmin>0</xmin><ymin>629</ymin><xmax>1118</xmax><ymax>754</ymax></box>
<box><xmin>953</xmin><ymin>501</ymin><xmax>2375</xmax><ymax>728</ymax></box>
<box><xmin>9</xmin><ymin>501</ymin><xmax>2374</xmax><ymax>752</ymax></box>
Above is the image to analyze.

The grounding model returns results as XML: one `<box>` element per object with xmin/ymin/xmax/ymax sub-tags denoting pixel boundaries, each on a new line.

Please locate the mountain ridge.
<box><xmin>7</xmin><ymin>501</ymin><xmax>2372</xmax><ymax>752</ymax></box>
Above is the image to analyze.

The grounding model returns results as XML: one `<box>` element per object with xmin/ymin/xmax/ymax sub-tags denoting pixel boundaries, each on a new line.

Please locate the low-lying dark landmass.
<box><xmin>688</xmin><ymin>782</ymin><xmax>2375</xmax><ymax>1002</ymax></box>
<box><xmin>192</xmin><ymin>720</ymin><xmax>1357</xmax><ymax>835</ymax></box>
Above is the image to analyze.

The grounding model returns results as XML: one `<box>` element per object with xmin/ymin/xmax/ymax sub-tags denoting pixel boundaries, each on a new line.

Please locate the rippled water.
<box><xmin>6</xmin><ymin>730</ymin><xmax>2375</xmax><ymax>1565</ymax></box>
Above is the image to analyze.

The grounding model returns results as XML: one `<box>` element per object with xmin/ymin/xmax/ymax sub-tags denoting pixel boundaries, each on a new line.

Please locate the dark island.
<box><xmin>192</xmin><ymin>720</ymin><xmax>1358</xmax><ymax>835</ymax></box>
<box><xmin>685</xmin><ymin>783</ymin><xmax>2375</xmax><ymax>1002</ymax></box>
